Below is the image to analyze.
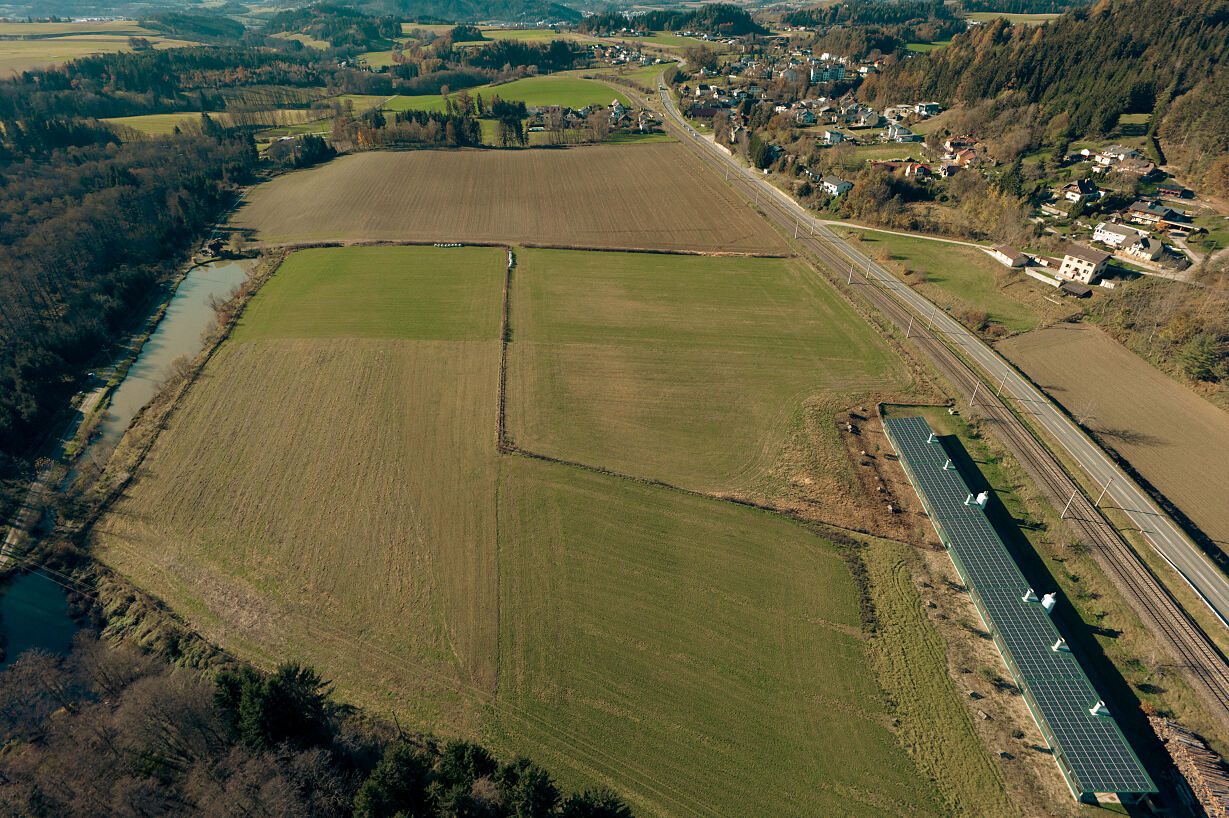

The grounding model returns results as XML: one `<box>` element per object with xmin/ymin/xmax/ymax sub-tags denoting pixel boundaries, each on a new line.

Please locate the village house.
<box><xmin>1061</xmin><ymin>178</ymin><xmax>1101</xmax><ymax>203</ymax></box>
<box><xmin>1094</xmin><ymin>221</ymin><xmax>1148</xmax><ymax>248</ymax></box>
<box><xmin>1127</xmin><ymin>200</ymin><xmax>1194</xmax><ymax>235</ymax></box>
<box><xmin>1157</xmin><ymin>182</ymin><xmax>1192</xmax><ymax>198</ymax></box>
<box><xmin>821</xmin><ymin>175</ymin><xmax>853</xmax><ymax>196</ymax></box>
<box><xmin>1123</xmin><ymin>235</ymin><xmax>1165</xmax><ymax>262</ymax></box>
<box><xmin>823</xmin><ymin>128</ymin><xmax>847</xmax><ymax>145</ymax></box>
<box><xmin>988</xmin><ymin>244</ymin><xmax>1028</xmax><ymax>268</ymax></box>
<box><xmin>1058</xmin><ymin>244</ymin><xmax>1110</xmax><ymax>284</ymax></box>
<box><xmin>883</xmin><ymin>121</ymin><xmax>919</xmax><ymax>143</ymax></box>
<box><xmin>953</xmin><ymin>148</ymin><xmax>977</xmax><ymax>167</ymax></box>
<box><xmin>795</xmin><ymin>109</ymin><xmax>817</xmax><ymax>126</ymax></box>
<box><xmin>1092</xmin><ymin>145</ymin><xmax>1142</xmax><ymax>165</ymax></box>
<box><xmin>914</xmin><ymin>102</ymin><xmax>940</xmax><ymax>117</ymax></box>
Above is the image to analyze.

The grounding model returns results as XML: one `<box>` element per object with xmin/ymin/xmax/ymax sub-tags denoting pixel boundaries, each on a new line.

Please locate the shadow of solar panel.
<box><xmin>884</xmin><ymin>416</ymin><xmax>1154</xmax><ymax>796</ymax></box>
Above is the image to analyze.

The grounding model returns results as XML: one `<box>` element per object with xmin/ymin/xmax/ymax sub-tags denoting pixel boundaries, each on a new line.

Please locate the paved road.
<box><xmin>654</xmin><ymin>84</ymin><xmax>1229</xmax><ymax>631</ymax></box>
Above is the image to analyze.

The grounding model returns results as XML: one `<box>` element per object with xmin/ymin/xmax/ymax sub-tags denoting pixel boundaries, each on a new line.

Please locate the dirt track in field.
<box><xmin>998</xmin><ymin>323</ymin><xmax>1229</xmax><ymax>553</ymax></box>
<box><xmin>229</xmin><ymin>144</ymin><xmax>789</xmax><ymax>255</ymax></box>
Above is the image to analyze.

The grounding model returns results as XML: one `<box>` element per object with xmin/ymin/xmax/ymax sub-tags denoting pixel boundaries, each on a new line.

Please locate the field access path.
<box><xmin>642</xmin><ymin>77</ymin><xmax>1229</xmax><ymax>729</ymax></box>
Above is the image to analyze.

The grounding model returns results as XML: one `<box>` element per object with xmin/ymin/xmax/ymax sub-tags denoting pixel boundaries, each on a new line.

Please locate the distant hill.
<box><xmin>861</xmin><ymin>0</ymin><xmax>1229</xmax><ymax>195</ymax></box>
<box><xmin>364</xmin><ymin>0</ymin><xmax>581</xmax><ymax>23</ymax></box>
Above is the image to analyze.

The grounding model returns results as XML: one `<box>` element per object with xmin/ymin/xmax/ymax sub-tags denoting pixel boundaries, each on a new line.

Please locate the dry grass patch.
<box><xmin>999</xmin><ymin>323</ymin><xmax>1229</xmax><ymax>552</ymax></box>
<box><xmin>229</xmin><ymin>144</ymin><xmax>788</xmax><ymax>254</ymax></box>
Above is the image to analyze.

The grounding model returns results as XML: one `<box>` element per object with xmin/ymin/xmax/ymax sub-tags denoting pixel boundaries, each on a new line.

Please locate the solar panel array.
<box><xmin>883</xmin><ymin>416</ymin><xmax>1155</xmax><ymax>797</ymax></box>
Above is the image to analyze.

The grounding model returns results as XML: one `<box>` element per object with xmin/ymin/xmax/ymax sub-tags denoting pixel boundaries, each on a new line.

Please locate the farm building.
<box><xmin>1059</xmin><ymin>280</ymin><xmax>1092</xmax><ymax>298</ymax></box>
<box><xmin>988</xmin><ymin>244</ymin><xmax>1028</xmax><ymax>267</ymax></box>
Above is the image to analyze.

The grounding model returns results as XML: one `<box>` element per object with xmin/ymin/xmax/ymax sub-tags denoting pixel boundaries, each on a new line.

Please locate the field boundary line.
<box><xmin>250</xmin><ymin>237</ymin><xmax>793</xmax><ymax>260</ymax></box>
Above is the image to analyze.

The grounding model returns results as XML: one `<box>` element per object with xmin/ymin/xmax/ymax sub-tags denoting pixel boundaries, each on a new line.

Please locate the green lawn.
<box><xmin>104</xmin><ymin>112</ymin><xmax>201</xmax><ymax>135</ymax></box>
<box><xmin>359</xmin><ymin>48</ymin><xmax>398</xmax><ymax>67</ymax></box>
<box><xmin>906</xmin><ymin>39</ymin><xmax>951</xmax><ymax>52</ymax></box>
<box><xmin>966</xmin><ymin>11</ymin><xmax>1059</xmax><ymax>25</ymax></box>
<box><xmin>493</xmin><ymin>457</ymin><xmax>949</xmax><ymax>817</ymax></box>
<box><xmin>849</xmin><ymin>142</ymin><xmax>931</xmax><ymax>161</ymax></box>
<box><xmin>606</xmin><ymin>32</ymin><xmax>729</xmax><ymax>52</ymax></box>
<box><xmin>843</xmin><ymin>230</ymin><xmax>1043</xmax><ymax>334</ymax></box>
<box><xmin>507</xmin><ymin>249</ymin><xmax>910</xmax><ymax>493</ymax></box>
<box><xmin>271</xmin><ymin>31</ymin><xmax>329</xmax><ymax>49</ymax></box>
<box><xmin>234</xmin><ymin>245</ymin><xmax>505</xmax><ymax>341</ymax></box>
<box><xmin>479</xmin><ymin>28</ymin><xmax>568</xmax><ymax>42</ymax></box>
<box><xmin>387</xmin><ymin>76</ymin><xmax>632</xmax><ymax>114</ymax></box>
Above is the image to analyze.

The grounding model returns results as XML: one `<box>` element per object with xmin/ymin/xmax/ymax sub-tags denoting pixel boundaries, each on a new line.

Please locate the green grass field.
<box><xmin>479</xmin><ymin>28</ymin><xmax>568</xmax><ymax>42</ymax></box>
<box><xmin>492</xmin><ymin>458</ymin><xmax>947</xmax><ymax>817</ymax></box>
<box><xmin>0</xmin><ymin>33</ymin><xmax>195</xmax><ymax>76</ymax></box>
<box><xmin>270</xmin><ymin>31</ymin><xmax>329</xmax><ymax>49</ymax></box>
<box><xmin>103</xmin><ymin>112</ymin><xmax>201</xmax><ymax>135</ymax></box>
<box><xmin>966</xmin><ymin>11</ymin><xmax>1059</xmax><ymax>25</ymax></box>
<box><xmin>234</xmin><ymin>246</ymin><xmax>502</xmax><ymax>341</ymax></box>
<box><xmin>387</xmin><ymin>76</ymin><xmax>632</xmax><ymax>114</ymax></box>
<box><xmin>906</xmin><ymin>39</ymin><xmax>951</xmax><ymax>52</ymax></box>
<box><xmin>93</xmin><ymin>241</ymin><xmax>1012</xmax><ymax>816</ymax></box>
<box><xmin>96</xmin><ymin>245</ymin><xmax>507</xmax><ymax>731</ymax></box>
<box><xmin>506</xmin><ymin>249</ymin><xmax>910</xmax><ymax>495</ymax></box>
<box><xmin>849</xmin><ymin>143</ymin><xmax>931</xmax><ymax>162</ymax></box>
<box><xmin>844</xmin><ymin>230</ymin><xmax>1043</xmax><ymax>334</ymax></box>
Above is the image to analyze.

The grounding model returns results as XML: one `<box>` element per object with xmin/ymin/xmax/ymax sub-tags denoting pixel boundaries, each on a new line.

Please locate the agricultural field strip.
<box><xmin>229</xmin><ymin>145</ymin><xmax>789</xmax><ymax>256</ymax></box>
<box><xmin>505</xmin><ymin>248</ymin><xmax>908</xmax><ymax>498</ymax></box>
<box><xmin>998</xmin><ymin>324</ymin><xmax>1229</xmax><ymax>552</ymax></box>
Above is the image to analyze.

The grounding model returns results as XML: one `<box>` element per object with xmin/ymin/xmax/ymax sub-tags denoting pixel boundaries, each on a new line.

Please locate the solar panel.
<box><xmin>884</xmin><ymin>416</ymin><xmax>1154</xmax><ymax>797</ymax></box>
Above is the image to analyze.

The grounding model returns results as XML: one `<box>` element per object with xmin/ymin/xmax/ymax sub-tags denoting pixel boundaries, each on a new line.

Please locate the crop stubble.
<box><xmin>999</xmin><ymin>323</ymin><xmax>1229</xmax><ymax>551</ymax></box>
<box><xmin>229</xmin><ymin>144</ymin><xmax>788</xmax><ymax>255</ymax></box>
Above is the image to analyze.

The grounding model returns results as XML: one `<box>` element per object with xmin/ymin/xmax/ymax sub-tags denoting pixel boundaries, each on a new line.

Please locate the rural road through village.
<box><xmin>651</xmin><ymin>81</ymin><xmax>1229</xmax><ymax>632</ymax></box>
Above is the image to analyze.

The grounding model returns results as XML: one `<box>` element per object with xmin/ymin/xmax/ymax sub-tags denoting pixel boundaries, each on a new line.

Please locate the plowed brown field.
<box><xmin>999</xmin><ymin>323</ymin><xmax>1229</xmax><ymax>552</ymax></box>
<box><xmin>229</xmin><ymin>144</ymin><xmax>789</xmax><ymax>255</ymax></box>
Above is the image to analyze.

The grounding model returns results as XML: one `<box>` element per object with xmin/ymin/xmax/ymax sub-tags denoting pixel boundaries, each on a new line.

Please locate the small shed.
<box><xmin>1059</xmin><ymin>280</ymin><xmax>1092</xmax><ymax>298</ymax></box>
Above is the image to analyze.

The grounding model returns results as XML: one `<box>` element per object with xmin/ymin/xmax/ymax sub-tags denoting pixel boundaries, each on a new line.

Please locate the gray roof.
<box><xmin>1096</xmin><ymin>222</ymin><xmax>1140</xmax><ymax>239</ymax></box>
<box><xmin>1064</xmin><ymin>244</ymin><xmax>1110</xmax><ymax>264</ymax></box>
<box><xmin>820</xmin><ymin>174</ymin><xmax>848</xmax><ymax>186</ymax></box>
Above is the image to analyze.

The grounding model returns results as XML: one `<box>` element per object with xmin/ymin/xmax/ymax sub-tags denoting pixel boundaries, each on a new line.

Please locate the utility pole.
<box><xmin>1095</xmin><ymin>476</ymin><xmax>1114</xmax><ymax>506</ymax></box>
<box><xmin>847</xmin><ymin>265</ymin><xmax>854</xmax><ymax>285</ymax></box>
<box><xmin>970</xmin><ymin>380</ymin><xmax>981</xmax><ymax>406</ymax></box>
<box><xmin>905</xmin><ymin>314</ymin><xmax>914</xmax><ymax>338</ymax></box>
<box><xmin>794</xmin><ymin>221</ymin><xmax>799</xmax><ymax>239</ymax></box>
<box><xmin>1060</xmin><ymin>489</ymin><xmax>1078</xmax><ymax>519</ymax></box>
<box><xmin>996</xmin><ymin>372</ymin><xmax>1007</xmax><ymax>397</ymax></box>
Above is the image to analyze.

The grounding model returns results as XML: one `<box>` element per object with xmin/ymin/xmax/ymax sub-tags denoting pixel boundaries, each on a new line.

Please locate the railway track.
<box><xmin>643</xmin><ymin>87</ymin><xmax>1229</xmax><ymax>728</ymax></box>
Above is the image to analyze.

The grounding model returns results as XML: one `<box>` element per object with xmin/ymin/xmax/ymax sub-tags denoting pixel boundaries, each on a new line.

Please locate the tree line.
<box><xmin>578</xmin><ymin>5</ymin><xmax>765</xmax><ymax>36</ymax></box>
<box><xmin>265</xmin><ymin>4</ymin><xmax>403</xmax><ymax>49</ymax></box>
<box><xmin>0</xmin><ymin>119</ymin><xmax>257</xmax><ymax>517</ymax></box>
<box><xmin>0</xmin><ymin>635</ymin><xmax>635</xmax><ymax>817</ymax></box>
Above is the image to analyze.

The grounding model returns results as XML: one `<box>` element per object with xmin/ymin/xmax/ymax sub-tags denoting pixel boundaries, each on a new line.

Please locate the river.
<box><xmin>90</xmin><ymin>259</ymin><xmax>254</xmax><ymax>454</ymax></box>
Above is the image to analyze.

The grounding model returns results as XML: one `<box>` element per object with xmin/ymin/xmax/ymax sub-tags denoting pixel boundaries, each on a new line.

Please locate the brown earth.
<box><xmin>229</xmin><ymin>144</ymin><xmax>790</xmax><ymax>255</ymax></box>
<box><xmin>998</xmin><ymin>322</ymin><xmax>1229</xmax><ymax>554</ymax></box>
